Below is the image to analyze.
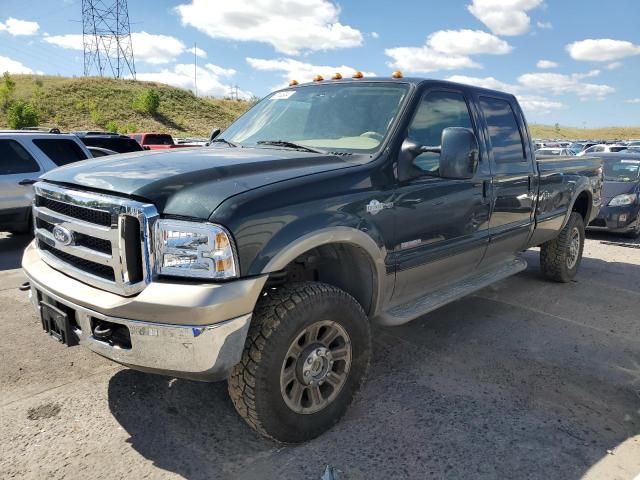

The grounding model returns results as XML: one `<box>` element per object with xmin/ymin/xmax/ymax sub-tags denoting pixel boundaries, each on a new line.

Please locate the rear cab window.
<box><xmin>143</xmin><ymin>134</ymin><xmax>173</xmax><ymax>145</ymax></box>
<box><xmin>480</xmin><ymin>97</ymin><xmax>526</xmax><ymax>164</ymax></box>
<box><xmin>0</xmin><ymin>139</ymin><xmax>41</xmax><ymax>175</ymax></box>
<box><xmin>32</xmin><ymin>139</ymin><xmax>89</xmax><ymax>166</ymax></box>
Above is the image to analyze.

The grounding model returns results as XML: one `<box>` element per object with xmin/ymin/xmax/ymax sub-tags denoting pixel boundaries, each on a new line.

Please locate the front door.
<box><xmin>0</xmin><ymin>139</ymin><xmax>42</xmax><ymax>228</ymax></box>
<box><xmin>390</xmin><ymin>89</ymin><xmax>491</xmax><ymax>305</ymax></box>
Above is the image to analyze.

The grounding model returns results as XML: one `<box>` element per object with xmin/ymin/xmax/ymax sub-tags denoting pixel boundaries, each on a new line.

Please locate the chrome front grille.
<box><xmin>33</xmin><ymin>182</ymin><xmax>159</xmax><ymax>296</ymax></box>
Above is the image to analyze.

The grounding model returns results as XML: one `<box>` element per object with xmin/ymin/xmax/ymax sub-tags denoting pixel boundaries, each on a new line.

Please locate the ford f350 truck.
<box><xmin>22</xmin><ymin>77</ymin><xmax>603</xmax><ymax>443</ymax></box>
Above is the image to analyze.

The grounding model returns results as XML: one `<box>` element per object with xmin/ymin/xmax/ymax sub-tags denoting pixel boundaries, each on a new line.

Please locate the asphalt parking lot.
<box><xmin>1</xmin><ymin>231</ymin><xmax>639</xmax><ymax>480</ymax></box>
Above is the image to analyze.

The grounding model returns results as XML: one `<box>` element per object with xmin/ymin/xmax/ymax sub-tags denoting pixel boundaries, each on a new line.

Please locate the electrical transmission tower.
<box><xmin>82</xmin><ymin>0</ymin><xmax>136</xmax><ymax>79</ymax></box>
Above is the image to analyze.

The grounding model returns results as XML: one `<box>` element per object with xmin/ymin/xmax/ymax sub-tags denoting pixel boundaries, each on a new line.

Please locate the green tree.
<box><xmin>105</xmin><ymin>120</ymin><xmax>119</xmax><ymax>133</ymax></box>
<box><xmin>7</xmin><ymin>101</ymin><xmax>39</xmax><ymax>129</ymax></box>
<box><xmin>132</xmin><ymin>88</ymin><xmax>161</xmax><ymax>115</ymax></box>
<box><xmin>0</xmin><ymin>72</ymin><xmax>16</xmax><ymax>111</ymax></box>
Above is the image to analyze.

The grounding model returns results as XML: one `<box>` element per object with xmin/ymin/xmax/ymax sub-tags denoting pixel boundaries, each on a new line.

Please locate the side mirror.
<box><xmin>438</xmin><ymin>127</ymin><xmax>479</xmax><ymax>179</ymax></box>
<box><xmin>398</xmin><ymin>127</ymin><xmax>479</xmax><ymax>181</ymax></box>
<box><xmin>209</xmin><ymin>127</ymin><xmax>221</xmax><ymax>142</ymax></box>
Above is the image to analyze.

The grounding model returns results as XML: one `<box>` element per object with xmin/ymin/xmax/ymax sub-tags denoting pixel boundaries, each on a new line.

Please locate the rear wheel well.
<box><xmin>265</xmin><ymin>243</ymin><xmax>376</xmax><ymax>316</ymax></box>
<box><xmin>572</xmin><ymin>191</ymin><xmax>590</xmax><ymax>222</ymax></box>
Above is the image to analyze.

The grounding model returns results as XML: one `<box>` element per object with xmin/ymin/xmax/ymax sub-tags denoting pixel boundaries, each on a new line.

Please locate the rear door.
<box><xmin>476</xmin><ymin>95</ymin><xmax>536</xmax><ymax>265</ymax></box>
<box><xmin>0</xmin><ymin>138</ymin><xmax>43</xmax><ymax>228</ymax></box>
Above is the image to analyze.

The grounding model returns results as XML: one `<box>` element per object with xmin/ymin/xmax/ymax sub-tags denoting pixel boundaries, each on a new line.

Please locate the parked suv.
<box><xmin>73</xmin><ymin>131</ymin><xmax>143</xmax><ymax>154</ymax></box>
<box><xmin>0</xmin><ymin>132</ymin><xmax>92</xmax><ymax>233</ymax></box>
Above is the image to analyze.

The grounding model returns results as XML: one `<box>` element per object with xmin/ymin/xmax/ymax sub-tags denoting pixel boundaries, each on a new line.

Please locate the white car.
<box><xmin>536</xmin><ymin>148</ymin><xmax>574</xmax><ymax>156</ymax></box>
<box><xmin>576</xmin><ymin>144</ymin><xmax>628</xmax><ymax>156</ymax></box>
<box><xmin>0</xmin><ymin>132</ymin><xmax>92</xmax><ymax>233</ymax></box>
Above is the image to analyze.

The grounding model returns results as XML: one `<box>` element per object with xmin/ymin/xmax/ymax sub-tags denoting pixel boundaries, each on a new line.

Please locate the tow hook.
<box><xmin>19</xmin><ymin>282</ymin><xmax>31</xmax><ymax>292</ymax></box>
<box><xmin>92</xmin><ymin>322</ymin><xmax>113</xmax><ymax>341</ymax></box>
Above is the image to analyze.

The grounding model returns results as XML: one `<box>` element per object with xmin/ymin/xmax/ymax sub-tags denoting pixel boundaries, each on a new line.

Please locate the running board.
<box><xmin>377</xmin><ymin>257</ymin><xmax>528</xmax><ymax>326</ymax></box>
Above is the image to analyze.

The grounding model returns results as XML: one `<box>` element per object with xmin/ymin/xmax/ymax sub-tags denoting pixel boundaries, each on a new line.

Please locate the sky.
<box><xmin>0</xmin><ymin>0</ymin><xmax>639</xmax><ymax>127</ymax></box>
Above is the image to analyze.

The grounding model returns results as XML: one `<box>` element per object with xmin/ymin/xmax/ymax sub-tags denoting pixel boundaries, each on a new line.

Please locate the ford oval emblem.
<box><xmin>52</xmin><ymin>225</ymin><xmax>74</xmax><ymax>246</ymax></box>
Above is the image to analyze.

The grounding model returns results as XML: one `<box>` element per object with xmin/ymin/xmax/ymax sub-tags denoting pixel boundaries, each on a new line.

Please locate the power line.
<box><xmin>81</xmin><ymin>0</ymin><xmax>136</xmax><ymax>79</ymax></box>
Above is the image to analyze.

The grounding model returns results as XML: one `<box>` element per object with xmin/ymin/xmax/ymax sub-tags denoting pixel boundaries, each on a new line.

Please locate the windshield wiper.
<box><xmin>210</xmin><ymin>138</ymin><xmax>239</xmax><ymax>147</ymax></box>
<box><xmin>256</xmin><ymin>140</ymin><xmax>324</xmax><ymax>154</ymax></box>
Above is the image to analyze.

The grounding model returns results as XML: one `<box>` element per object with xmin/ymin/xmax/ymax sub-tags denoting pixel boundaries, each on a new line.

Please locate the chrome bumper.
<box><xmin>23</xmin><ymin>242</ymin><xmax>267</xmax><ymax>381</ymax></box>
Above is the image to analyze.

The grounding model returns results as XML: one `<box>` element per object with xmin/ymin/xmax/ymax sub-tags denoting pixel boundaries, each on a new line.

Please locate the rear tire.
<box><xmin>228</xmin><ymin>282</ymin><xmax>371</xmax><ymax>443</ymax></box>
<box><xmin>540</xmin><ymin>212</ymin><xmax>585</xmax><ymax>283</ymax></box>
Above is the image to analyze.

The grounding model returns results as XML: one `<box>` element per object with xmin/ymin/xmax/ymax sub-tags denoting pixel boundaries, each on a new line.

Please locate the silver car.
<box><xmin>0</xmin><ymin>132</ymin><xmax>92</xmax><ymax>233</ymax></box>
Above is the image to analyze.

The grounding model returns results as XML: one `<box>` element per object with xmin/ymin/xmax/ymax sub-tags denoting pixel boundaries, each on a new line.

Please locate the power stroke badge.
<box><xmin>366</xmin><ymin>199</ymin><xmax>394</xmax><ymax>215</ymax></box>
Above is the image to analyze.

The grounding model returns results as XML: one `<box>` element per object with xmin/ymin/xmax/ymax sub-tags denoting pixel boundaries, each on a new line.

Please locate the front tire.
<box><xmin>228</xmin><ymin>282</ymin><xmax>371</xmax><ymax>443</ymax></box>
<box><xmin>540</xmin><ymin>212</ymin><xmax>585</xmax><ymax>282</ymax></box>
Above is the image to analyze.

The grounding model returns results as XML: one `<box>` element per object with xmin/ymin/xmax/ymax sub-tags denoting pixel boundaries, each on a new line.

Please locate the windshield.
<box><xmin>603</xmin><ymin>158</ymin><xmax>640</xmax><ymax>181</ymax></box>
<box><xmin>222</xmin><ymin>83</ymin><xmax>410</xmax><ymax>154</ymax></box>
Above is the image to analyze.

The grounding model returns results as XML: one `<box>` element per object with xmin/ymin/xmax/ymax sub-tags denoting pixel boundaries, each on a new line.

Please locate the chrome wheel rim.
<box><xmin>567</xmin><ymin>227</ymin><xmax>581</xmax><ymax>269</ymax></box>
<box><xmin>280</xmin><ymin>320</ymin><xmax>352</xmax><ymax>415</ymax></box>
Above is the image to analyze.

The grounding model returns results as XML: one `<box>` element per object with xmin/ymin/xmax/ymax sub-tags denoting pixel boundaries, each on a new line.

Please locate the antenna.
<box><xmin>82</xmin><ymin>0</ymin><xmax>136</xmax><ymax>79</ymax></box>
<box><xmin>194</xmin><ymin>42</ymin><xmax>197</xmax><ymax>97</ymax></box>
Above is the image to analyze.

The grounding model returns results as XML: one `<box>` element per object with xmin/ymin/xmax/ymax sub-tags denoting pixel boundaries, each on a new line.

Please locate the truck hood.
<box><xmin>42</xmin><ymin>147</ymin><xmax>350</xmax><ymax>219</ymax></box>
<box><xmin>602</xmin><ymin>180</ymin><xmax>638</xmax><ymax>202</ymax></box>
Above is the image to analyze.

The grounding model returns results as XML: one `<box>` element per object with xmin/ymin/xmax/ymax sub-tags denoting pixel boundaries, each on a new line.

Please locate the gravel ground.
<box><xmin>1</xmin><ymin>231</ymin><xmax>639</xmax><ymax>480</ymax></box>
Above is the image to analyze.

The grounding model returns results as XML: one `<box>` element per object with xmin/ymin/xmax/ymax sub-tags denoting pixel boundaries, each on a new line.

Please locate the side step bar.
<box><xmin>377</xmin><ymin>257</ymin><xmax>528</xmax><ymax>326</ymax></box>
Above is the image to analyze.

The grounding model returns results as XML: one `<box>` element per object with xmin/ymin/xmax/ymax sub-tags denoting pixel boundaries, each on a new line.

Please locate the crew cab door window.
<box><xmin>32</xmin><ymin>139</ymin><xmax>89</xmax><ymax>166</ymax></box>
<box><xmin>479</xmin><ymin>97</ymin><xmax>526</xmax><ymax>163</ymax></box>
<box><xmin>0</xmin><ymin>139</ymin><xmax>40</xmax><ymax>174</ymax></box>
<box><xmin>408</xmin><ymin>91</ymin><xmax>474</xmax><ymax>175</ymax></box>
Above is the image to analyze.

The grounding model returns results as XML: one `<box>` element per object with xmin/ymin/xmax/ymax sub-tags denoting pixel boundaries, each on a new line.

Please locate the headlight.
<box><xmin>155</xmin><ymin>219</ymin><xmax>238</xmax><ymax>279</ymax></box>
<box><xmin>608</xmin><ymin>193</ymin><xmax>637</xmax><ymax>206</ymax></box>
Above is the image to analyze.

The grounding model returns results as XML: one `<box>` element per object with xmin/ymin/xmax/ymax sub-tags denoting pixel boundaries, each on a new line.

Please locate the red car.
<box><xmin>129</xmin><ymin>133</ymin><xmax>197</xmax><ymax>150</ymax></box>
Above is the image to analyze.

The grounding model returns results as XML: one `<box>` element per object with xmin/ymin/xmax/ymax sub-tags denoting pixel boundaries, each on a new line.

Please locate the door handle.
<box><xmin>482</xmin><ymin>180</ymin><xmax>491</xmax><ymax>198</ymax></box>
<box><xmin>18</xmin><ymin>179</ymin><xmax>37</xmax><ymax>186</ymax></box>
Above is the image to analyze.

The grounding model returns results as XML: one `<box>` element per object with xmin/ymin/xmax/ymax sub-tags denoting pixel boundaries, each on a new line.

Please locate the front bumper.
<box><xmin>587</xmin><ymin>205</ymin><xmax>639</xmax><ymax>233</ymax></box>
<box><xmin>22</xmin><ymin>241</ymin><xmax>268</xmax><ymax>381</ymax></box>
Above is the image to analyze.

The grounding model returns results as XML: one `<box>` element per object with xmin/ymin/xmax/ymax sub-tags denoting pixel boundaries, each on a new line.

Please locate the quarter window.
<box><xmin>408</xmin><ymin>91</ymin><xmax>474</xmax><ymax>175</ymax></box>
<box><xmin>0</xmin><ymin>139</ymin><xmax>40</xmax><ymax>175</ymax></box>
<box><xmin>480</xmin><ymin>97</ymin><xmax>526</xmax><ymax>164</ymax></box>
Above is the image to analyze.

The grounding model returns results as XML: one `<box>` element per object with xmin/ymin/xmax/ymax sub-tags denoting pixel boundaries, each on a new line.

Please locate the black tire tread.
<box><xmin>540</xmin><ymin>212</ymin><xmax>584</xmax><ymax>282</ymax></box>
<box><xmin>228</xmin><ymin>282</ymin><xmax>368</xmax><ymax>442</ymax></box>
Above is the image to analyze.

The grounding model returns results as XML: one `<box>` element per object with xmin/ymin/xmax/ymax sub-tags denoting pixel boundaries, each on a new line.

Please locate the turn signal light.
<box><xmin>289</xmin><ymin>79</ymin><xmax>299</xmax><ymax>86</ymax></box>
<box><xmin>313</xmin><ymin>74</ymin><xmax>324</xmax><ymax>82</ymax></box>
<box><xmin>352</xmin><ymin>71</ymin><xmax>364</xmax><ymax>79</ymax></box>
<box><xmin>332</xmin><ymin>72</ymin><xmax>342</xmax><ymax>80</ymax></box>
<box><xmin>391</xmin><ymin>70</ymin><xmax>403</xmax><ymax>79</ymax></box>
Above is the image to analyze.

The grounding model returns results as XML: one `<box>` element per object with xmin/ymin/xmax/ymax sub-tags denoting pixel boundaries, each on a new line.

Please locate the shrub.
<box><xmin>0</xmin><ymin>71</ymin><xmax>16</xmax><ymax>111</ymax></box>
<box><xmin>7</xmin><ymin>101</ymin><xmax>39</xmax><ymax>129</ymax></box>
<box><xmin>90</xmin><ymin>108</ymin><xmax>104</xmax><ymax>126</ymax></box>
<box><xmin>132</xmin><ymin>88</ymin><xmax>160</xmax><ymax>115</ymax></box>
<box><xmin>105</xmin><ymin>120</ymin><xmax>119</xmax><ymax>133</ymax></box>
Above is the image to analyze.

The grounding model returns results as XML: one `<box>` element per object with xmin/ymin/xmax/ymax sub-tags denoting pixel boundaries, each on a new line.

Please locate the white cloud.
<box><xmin>625</xmin><ymin>98</ymin><xmax>640</xmax><ymax>104</ymax></box>
<box><xmin>246</xmin><ymin>57</ymin><xmax>374</xmax><ymax>86</ymax></box>
<box><xmin>536</xmin><ymin>21</ymin><xmax>552</xmax><ymax>29</ymax></box>
<box><xmin>189</xmin><ymin>46</ymin><xmax>207</xmax><ymax>59</ymax></box>
<box><xmin>426</xmin><ymin>29</ymin><xmax>512</xmax><ymax>55</ymax></box>
<box><xmin>385</xmin><ymin>46</ymin><xmax>480</xmax><ymax>73</ymax></box>
<box><xmin>606</xmin><ymin>62</ymin><xmax>622</xmax><ymax>70</ymax></box>
<box><xmin>446</xmin><ymin>75</ymin><xmax>563</xmax><ymax>115</ymax></box>
<box><xmin>384</xmin><ymin>29</ymin><xmax>511</xmax><ymax>74</ymax></box>
<box><xmin>135</xmin><ymin>63</ymin><xmax>251</xmax><ymax>98</ymax></box>
<box><xmin>371</xmin><ymin>32</ymin><xmax>379</xmax><ymax>39</ymax></box>
<box><xmin>0</xmin><ymin>17</ymin><xmax>39</xmax><ymax>36</ymax></box>
<box><xmin>467</xmin><ymin>0</ymin><xmax>544</xmax><ymax>36</ymax></box>
<box><xmin>517</xmin><ymin>72</ymin><xmax>614</xmax><ymax>99</ymax></box>
<box><xmin>536</xmin><ymin>59</ymin><xmax>558</xmax><ymax>69</ymax></box>
<box><xmin>0</xmin><ymin>55</ymin><xmax>34</xmax><ymax>74</ymax></box>
<box><xmin>43</xmin><ymin>31</ymin><xmax>204</xmax><ymax>64</ymax></box>
<box><xmin>446</xmin><ymin>75</ymin><xmax>518</xmax><ymax>93</ymax></box>
<box><xmin>175</xmin><ymin>0</ymin><xmax>363</xmax><ymax>55</ymax></box>
<box><xmin>567</xmin><ymin>39</ymin><xmax>640</xmax><ymax>62</ymax></box>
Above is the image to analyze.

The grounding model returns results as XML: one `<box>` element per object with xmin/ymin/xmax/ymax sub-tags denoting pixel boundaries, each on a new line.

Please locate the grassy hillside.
<box><xmin>529</xmin><ymin>124</ymin><xmax>640</xmax><ymax>141</ymax></box>
<box><xmin>2</xmin><ymin>75</ymin><xmax>638</xmax><ymax>141</ymax></box>
<box><xmin>2</xmin><ymin>75</ymin><xmax>251</xmax><ymax>137</ymax></box>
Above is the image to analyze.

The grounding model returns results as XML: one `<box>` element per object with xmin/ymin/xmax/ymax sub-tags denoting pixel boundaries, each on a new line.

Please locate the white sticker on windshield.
<box><xmin>620</xmin><ymin>160</ymin><xmax>640</xmax><ymax>164</ymax></box>
<box><xmin>270</xmin><ymin>91</ymin><xmax>295</xmax><ymax>100</ymax></box>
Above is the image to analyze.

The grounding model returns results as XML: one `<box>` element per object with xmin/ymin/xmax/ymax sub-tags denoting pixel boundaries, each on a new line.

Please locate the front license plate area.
<box><xmin>40</xmin><ymin>301</ymin><xmax>78</xmax><ymax>346</ymax></box>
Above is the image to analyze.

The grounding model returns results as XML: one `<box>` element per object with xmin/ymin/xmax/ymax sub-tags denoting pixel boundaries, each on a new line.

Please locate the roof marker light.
<box><xmin>391</xmin><ymin>70</ymin><xmax>403</xmax><ymax>79</ymax></box>
<box><xmin>331</xmin><ymin>72</ymin><xmax>342</xmax><ymax>80</ymax></box>
<box><xmin>289</xmin><ymin>79</ymin><xmax>299</xmax><ymax>86</ymax></box>
<box><xmin>352</xmin><ymin>71</ymin><xmax>364</xmax><ymax>79</ymax></box>
<box><xmin>313</xmin><ymin>74</ymin><xmax>324</xmax><ymax>82</ymax></box>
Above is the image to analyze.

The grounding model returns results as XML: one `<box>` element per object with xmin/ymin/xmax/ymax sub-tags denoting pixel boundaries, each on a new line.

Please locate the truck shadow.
<box><xmin>107</xmin><ymin>250</ymin><xmax>640</xmax><ymax>479</ymax></box>
<box><xmin>0</xmin><ymin>233</ymin><xmax>32</xmax><ymax>271</ymax></box>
